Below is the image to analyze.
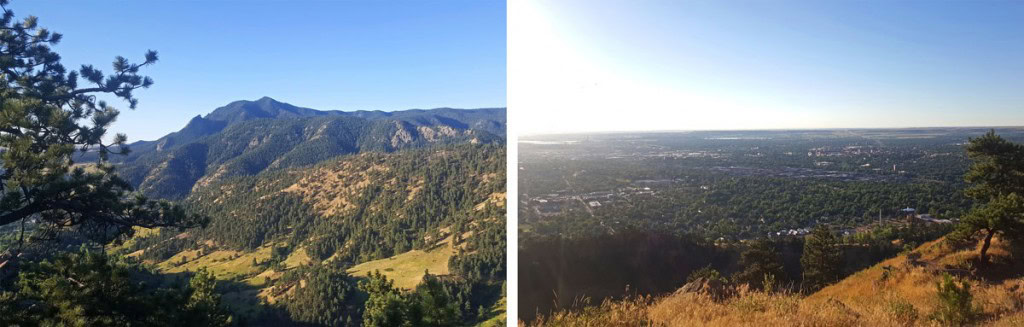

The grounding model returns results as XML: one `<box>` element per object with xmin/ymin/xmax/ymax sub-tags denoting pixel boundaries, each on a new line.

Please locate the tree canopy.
<box><xmin>801</xmin><ymin>225</ymin><xmax>841</xmax><ymax>292</ymax></box>
<box><xmin>0</xmin><ymin>0</ymin><xmax>205</xmax><ymax>257</ymax></box>
<box><xmin>733</xmin><ymin>239</ymin><xmax>785</xmax><ymax>291</ymax></box>
<box><xmin>0</xmin><ymin>1</ymin><xmax>222</xmax><ymax>324</ymax></box>
<box><xmin>0</xmin><ymin>248</ymin><xmax>230</xmax><ymax>327</ymax></box>
<box><xmin>952</xmin><ymin>131</ymin><xmax>1024</xmax><ymax>262</ymax></box>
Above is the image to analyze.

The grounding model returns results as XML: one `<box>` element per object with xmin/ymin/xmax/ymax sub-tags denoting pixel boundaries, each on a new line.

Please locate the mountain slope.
<box><xmin>114</xmin><ymin>144</ymin><xmax>507</xmax><ymax>325</ymax></box>
<box><xmin>105</xmin><ymin>97</ymin><xmax>505</xmax><ymax>199</ymax></box>
<box><xmin>531</xmin><ymin>235</ymin><xmax>1024</xmax><ymax>326</ymax></box>
<box><xmin>119</xmin><ymin>144</ymin><xmax>505</xmax><ymax>271</ymax></box>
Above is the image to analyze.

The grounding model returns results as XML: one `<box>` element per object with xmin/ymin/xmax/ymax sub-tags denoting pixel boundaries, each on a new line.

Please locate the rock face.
<box><xmin>674</xmin><ymin>277</ymin><xmax>735</xmax><ymax>302</ymax></box>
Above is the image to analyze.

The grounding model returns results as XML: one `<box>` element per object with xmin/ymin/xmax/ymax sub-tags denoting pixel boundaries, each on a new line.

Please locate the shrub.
<box><xmin>687</xmin><ymin>265</ymin><xmax>728</xmax><ymax>284</ymax></box>
<box><xmin>884</xmin><ymin>295</ymin><xmax>918</xmax><ymax>326</ymax></box>
<box><xmin>930</xmin><ymin>273</ymin><xmax>978</xmax><ymax>326</ymax></box>
<box><xmin>762</xmin><ymin>273</ymin><xmax>777</xmax><ymax>294</ymax></box>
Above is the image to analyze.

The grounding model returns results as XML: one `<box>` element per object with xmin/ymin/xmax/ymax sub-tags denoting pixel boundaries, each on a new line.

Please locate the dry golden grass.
<box><xmin>526</xmin><ymin>236</ymin><xmax>1024</xmax><ymax>327</ymax></box>
<box><xmin>282</xmin><ymin>246</ymin><xmax>314</xmax><ymax>269</ymax></box>
<box><xmin>523</xmin><ymin>296</ymin><xmax>655</xmax><ymax>327</ymax></box>
<box><xmin>647</xmin><ymin>288</ymin><xmax>879</xmax><ymax>327</ymax></box>
<box><xmin>157</xmin><ymin>245</ymin><xmax>273</xmax><ymax>280</ymax></box>
<box><xmin>280</xmin><ymin>154</ymin><xmax>391</xmax><ymax>217</ymax></box>
<box><xmin>347</xmin><ymin>235</ymin><xmax>456</xmax><ymax>290</ymax></box>
<box><xmin>475</xmin><ymin>192</ymin><xmax>507</xmax><ymax>210</ymax></box>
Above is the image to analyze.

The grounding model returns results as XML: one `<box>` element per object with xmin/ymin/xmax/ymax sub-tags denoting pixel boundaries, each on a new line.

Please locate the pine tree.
<box><xmin>412</xmin><ymin>271</ymin><xmax>461</xmax><ymax>326</ymax></box>
<box><xmin>951</xmin><ymin>131</ymin><xmax>1024</xmax><ymax>263</ymax></box>
<box><xmin>181</xmin><ymin>268</ymin><xmax>231</xmax><ymax>327</ymax></box>
<box><xmin>733</xmin><ymin>239</ymin><xmax>785</xmax><ymax>290</ymax></box>
<box><xmin>360</xmin><ymin>270</ymin><xmax>412</xmax><ymax>327</ymax></box>
<box><xmin>931</xmin><ymin>273</ymin><xmax>978</xmax><ymax>325</ymax></box>
<box><xmin>1</xmin><ymin>247</ymin><xmax>229</xmax><ymax>326</ymax></box>
<box><xmin>0</xmin><ymin>0</ymin><xmax>206</xmax><ymax>254</ymax></box>
<box><xmin>801</xmin><ymin>225</ymin><xmax>841</xmax><ymax>292</ymax></box>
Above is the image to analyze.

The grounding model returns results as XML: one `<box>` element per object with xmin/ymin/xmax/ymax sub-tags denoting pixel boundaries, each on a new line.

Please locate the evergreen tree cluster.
<box><xmin>0</xmin><ymin>248</ymin><xmax>229</xmax><ymax>327</ymax></box>
<box><xmin>360</xmin><ymin>270</ymin><xmax>498</xmax><ymax>327</ymax></box>
<box><xmin>113</xmin><ymin>144</ymin><xmax>507</xmax><ymax>326</ymax></box>
<box><xmin>0</xmin><ymin>0</ymin><xmax>204</xmax><ymax>250</ymax></box>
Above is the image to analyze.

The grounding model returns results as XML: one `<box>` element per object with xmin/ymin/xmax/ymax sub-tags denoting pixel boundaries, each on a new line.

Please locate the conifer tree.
<box><xmin>951</xmin><ymin>131</ymin><xmax>1024</xmax><ymax>263</ymax></box>
<box><xmin>0</xmin><ymin>0</ymin><xmax>205</xmax><ymax>255</ymax></box>
<box><xmin>182</xmin><ymin>268</ymin><xmax>231</xmax><ymax>327</ymax></box>
<box><xmin>801</xmin><ymin>225</ymin><xmax>841</xmax><ymax>292</ymax></box>
<box><xmin>1</xmin><ymin>247</ymin><xmax>229</xmax><ymax>326</ymax></box>
<box><xmin>733</xmin><ymin>239</ymin><xmax>785</xmax><ymax>290</ymax></box>
<box><xmin>412</xmin><ymin>271</ymin><xmax>461</xmax><ymax>326</ymax></box>
<box><xmin>360</xmin><ymin>270</ymin><xmax>412</xmax><ymax>327</ymax></box>
<box><xmin>931</xmin><ymin>273</ymin><xmax>978</xmax><ymax>325</ymax></box>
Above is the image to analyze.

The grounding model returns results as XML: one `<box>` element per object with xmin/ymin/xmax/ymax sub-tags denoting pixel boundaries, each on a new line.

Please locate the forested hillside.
<box><xmin>115</xmin><ymin>144</ymin><xmax>507</xmax><ymax>326</ymax></box>
<box><xmin>83</xmin><ymin>97</ymin><xmax>505</xmax><ymax>200</ymax></box>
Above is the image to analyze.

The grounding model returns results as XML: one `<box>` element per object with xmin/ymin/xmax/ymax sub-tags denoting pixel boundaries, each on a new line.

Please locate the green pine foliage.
<box><xmin>800</xmin><ymin>225</ymin><xmax>841</xmax><ymax>292</ymax></box>
<box><xmin>360</xmin><ymin>271</ymin><xmax>413</xmax><ymax>327</ymax></box>
<box><xmin>687</xmin><ymin>265</ymin><xmax>728</xmax><ymax>284</ymax></box>
<box><xmin>185</xmin><ymin>268</ymin><xmax>233</xmax><ymax>327</ymax></box>
<box><xmin>448</xmin><ymin>205</ymin><xmax>506</xmax><ymax>282</ymax></box>
<box><xmin>0</xmin><ymin>0</ymin><xmax>205</xmax><ymax>248</ymax></box>
<box><xmin>0</xmin><ymin>248</ymin><xmax>229</xmax><ymax>327</ymax></box>
<box><xmin>0</xmin><ymin>2</ymin><xmax>218</xmax><ymax>324</ymax></box>
<box><xmin>410</xmin><ymin>273</ymin><xmax>463</xmax><ymax>326</ymax></box>
<box><xmin>733</xmin><ymin>239</ymin><xmax>786</xmax><ymax>290</ymax></box>
<box><xmin>950</xmin><ymin>131</ymin><xmax>1024</xmax><ymax>263</ymax></box>
<box><xmin>930</xmin><ymin>273</ymin><xmax>978</xmax><ymax>326</ymax></box>
<box><xmin>278</xmin><ymin>264</ymin><xmax>363</xmax><ymax>326</ymax></box>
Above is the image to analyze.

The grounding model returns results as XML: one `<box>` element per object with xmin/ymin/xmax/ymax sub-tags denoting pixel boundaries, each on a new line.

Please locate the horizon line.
<box><xmin>519</xmin><ymin>125</ymin><xmax>1024</xmax><ymax>138</ymax></box>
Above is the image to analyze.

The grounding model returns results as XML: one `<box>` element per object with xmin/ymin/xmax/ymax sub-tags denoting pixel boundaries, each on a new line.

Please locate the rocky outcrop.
<box><xmin>674</xmin><ymin>277</ymin><xmax>736</xmax><ymax>302</ymax></box>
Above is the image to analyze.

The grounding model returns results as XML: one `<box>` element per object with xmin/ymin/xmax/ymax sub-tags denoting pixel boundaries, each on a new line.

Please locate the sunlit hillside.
<box><xmin>527</xmin><ymin>234</ymin><xmax>1024</xmax><ymax>326</ymax></box>
<box><xmin>110</xmin><ymin>145</ymin><xmax>507</xmax><ymax>325</ymax></box>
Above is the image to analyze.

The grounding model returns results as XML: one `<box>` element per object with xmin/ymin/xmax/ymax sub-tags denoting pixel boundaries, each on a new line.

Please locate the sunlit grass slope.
<box><xmin>347</xmin><ymin>236</ymin><xmax>456</xmax><ymax>290</ymax></box>
<box><xmin>528</xmin><ymin>235</ymin><xmax>1024</xmax><ymax>326</ymax></box>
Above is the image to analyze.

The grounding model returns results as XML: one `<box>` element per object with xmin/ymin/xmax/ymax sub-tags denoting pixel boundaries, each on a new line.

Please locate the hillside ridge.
<box><xmin>530</xmin><ymin>235</ymin><xmax>1024</xmax><ymax>326</ymax></box>
<box><xmin>99</xmin><ymin>97</ymin><xmax>505</xmax><ymax>199</ymax></box>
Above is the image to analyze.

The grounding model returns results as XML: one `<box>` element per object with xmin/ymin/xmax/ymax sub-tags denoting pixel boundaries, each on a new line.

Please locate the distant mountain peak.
<box><xmin>112</xmin><ymin>100</ymin><xmax>505</xmax><ymax>199</ymax></box>
<box><xmin>255</xmin><ymin>96</ymin><xmax>282</xmax><ymax>105</ymax></box>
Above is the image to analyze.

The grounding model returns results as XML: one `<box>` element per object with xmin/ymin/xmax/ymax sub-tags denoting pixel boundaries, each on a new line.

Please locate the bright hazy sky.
<box><xmin>510</xmin><ymin>0</ymin><xmax>1024</xmax><ymax>135</ymax></box>
<box><xmin>10</xmin><ymin>1</ymin><xmax>506</xmax><ymax>141</ymax></box>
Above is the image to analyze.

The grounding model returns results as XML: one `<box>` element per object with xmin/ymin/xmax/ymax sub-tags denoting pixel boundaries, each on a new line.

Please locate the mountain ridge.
<box><xmin>113</xmin><ymin>97</ymin><xmax>504</xmax><ymax>158</ymax></box>
<box><xmin>99</xmin><ymin>97</ymin><xmax>505</xmax><ymax>199</ymax></box>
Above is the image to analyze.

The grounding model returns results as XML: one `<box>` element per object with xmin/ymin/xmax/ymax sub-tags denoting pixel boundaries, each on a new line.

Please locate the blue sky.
<box><xmin>10</xmin><ymin>0</ymin><xmax>506</xmax><ymax>141</ymax></box>
<box><xmin>510</xmin><ymin>0</ymin><xmax>1024</xmax><ymax>134</ymax></box>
